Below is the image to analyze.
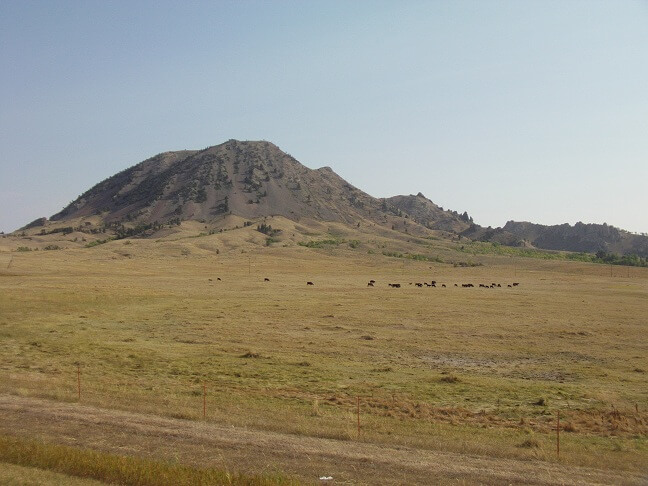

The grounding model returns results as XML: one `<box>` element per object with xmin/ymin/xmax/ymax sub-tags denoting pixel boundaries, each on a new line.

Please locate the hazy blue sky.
<box><xmin>1</xmin><ymin>1</ymin><xmax>647</xmax><ymax>233</ymax></box>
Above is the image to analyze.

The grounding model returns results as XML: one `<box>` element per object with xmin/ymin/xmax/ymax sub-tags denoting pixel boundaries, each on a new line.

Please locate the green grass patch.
<box><xmin>85</xmin><ymin>239</ymin><xmax>112</xmax><ymax>248</ymax></box>
<box><xmin>457</xmin><ymin>242</ymin><xmax>648</xmax><ymax>267</ymax></box>
<box><xmin>382</xmin><ymin>250</ymin><xmax>443</xmax><ymax>262</ymax></box>
<box><xmin>457</xmin><ymin>242</ymin><xmax>565</xmax><ymax>259</ymax></box>
<box><xmin>298</xmin><ymin>238</ymin><xmax>341</xmax><ymax>248</ymax></box>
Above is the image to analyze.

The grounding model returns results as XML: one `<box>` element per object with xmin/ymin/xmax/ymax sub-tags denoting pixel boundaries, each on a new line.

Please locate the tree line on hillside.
<box><xmin>592</xmin><ymin>251</ymin><xmax>648</xmax><ymax>267</ymax></box>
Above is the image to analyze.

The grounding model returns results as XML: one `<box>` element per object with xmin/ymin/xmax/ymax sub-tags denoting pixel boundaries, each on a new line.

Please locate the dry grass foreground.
<box><xmin>0</xmin><ymin>226</ymin><xmax>647</xmax><ymax>484</ymax></box>
<box><xmin>0</xmin><ymin>426</ymin><xmax>292</xmax><ymax>486</ymax></box>
<box><xmin>0</xmin><ymin>395</ymin><xmax>644</xmax><ymax>485</ymax></box>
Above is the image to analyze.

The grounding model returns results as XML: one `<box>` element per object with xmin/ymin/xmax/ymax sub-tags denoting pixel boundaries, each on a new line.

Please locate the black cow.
<box><xmin>307</xmin><ymin>281</ymin><xmax>314</xmax><ymax>286</ymax></box>
<box><xmin>367</xmin><ymin>282</ymin><xmax>374</xmax><ymax>287</ymax></box>
<box><xmin>512</xmin><ymin>282</ymin><xmax>520</xmax><ymax>286</ymax></box>
<box><xmin>264</xmin><ymin>278</ymin><xmax>270</xmax><ymax>282</ymax></box>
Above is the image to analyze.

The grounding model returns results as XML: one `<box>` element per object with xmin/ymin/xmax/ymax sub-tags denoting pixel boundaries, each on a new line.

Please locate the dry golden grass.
<box><xmin>1</xmin><ymin>220</ymin><xmax>647</xmax><ymax>481</ymax></box>
<box><xmin>0</xmin><ymin>462</ymin><xmax>106</xmax><ymax>486</ymax></box>
<box><xmin>0</xmin><ymin>434</ymin><xmax>295</xmax><ymax>485</ymax></box>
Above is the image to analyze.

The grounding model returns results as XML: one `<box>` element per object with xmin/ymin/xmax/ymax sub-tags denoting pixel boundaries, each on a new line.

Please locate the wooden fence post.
<box><xmin>556</xmin><ymin>410</ymin><xmax>560</xmax><ymax>459</ymax></box>
<box><xmin>357</xmin><ymin>396</ymin><xmax>360</xmax><ymax>439</ymax></box>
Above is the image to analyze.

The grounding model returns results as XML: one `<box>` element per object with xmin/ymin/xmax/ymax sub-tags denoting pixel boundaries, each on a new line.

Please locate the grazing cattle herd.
<box><xmin>381</xmin><ymin>280</ymin><xmax>519</xmax><ymax>289</ymax></box>
<box><xmin>211</xmin><ymin>277</ymin><xmax>521</xmax><ymax>289</ymax></box>
<box><xmin>314</xmin><ymin>280</ymin><xmax>520</xmax><ymax>288</ymax></box>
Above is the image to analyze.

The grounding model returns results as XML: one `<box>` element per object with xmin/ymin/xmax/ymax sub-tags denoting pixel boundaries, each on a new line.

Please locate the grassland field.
<box><xmin>0</xmin><ymin>219</ymin><xmax>647</xmax><ymax>484</ymax></box>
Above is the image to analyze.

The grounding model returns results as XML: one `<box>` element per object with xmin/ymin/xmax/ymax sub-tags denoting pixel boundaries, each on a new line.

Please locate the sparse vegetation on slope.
<box><xmin>298</xmin><ymin>238</ymin><xmax>341</xmax><ymax>248</ymax></box>
<box><xmin>458</xmin><ymin>241</ymin><xmax>648</xmax><ymax>267</ymax></box>
<box><xmin>502</xmin><ymin>220</ymin><xmax>648</xmax><ymax>258</ymax></box>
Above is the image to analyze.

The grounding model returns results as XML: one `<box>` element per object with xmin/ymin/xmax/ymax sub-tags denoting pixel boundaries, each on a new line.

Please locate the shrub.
<box><xmin>86</xmin><ymin>239</ymin><xmax>110</xmax><ymax>248</ymax></box>
<box><xmin>256</xmin><ymin>223</ymin><xmax>280</xmax><ymax>237</ymax></box>
<box><xmin>518</xmin><ymin>438</ymin><xmax>540</xmax><ymax>448</ymax></box>
<box><xmin>453</xmin><ymin>261</ymin><xmax>483</xmax><ymax>267</ymax></box>
<box><xmin>563</xmin><ymin>422</ymin><xmax>578</xmax><ymax>432</ymax></box>
<box><xmin>193</xmin><ymin>187</ymin><xmax>207</xmax><ymax>203</ymax></box>
<box><xmin>439</xmin><ymin>374</ymin><xmax>460</xmax><ymax>383</ymax></box>
<box><xmin>298</xmin><ymin>239</ymin><xmax>340</xmax><ymax>248</ymax></box>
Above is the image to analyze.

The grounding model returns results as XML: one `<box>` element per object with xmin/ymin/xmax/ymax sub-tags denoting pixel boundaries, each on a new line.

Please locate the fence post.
<box><xmin>357</xmin><ymin>396</ymin><xmax>360</xmax><ymax>438</ymax></box>
<box><xmin>77</xmin><ymin>364</ymin><xmax>81</xmax><ymax>401</ymax></box>
<box><xmin>556</xmin><ymin>410</ymin><xmax>560</xmax><ymax>459</ymax></box>
<box><xmin>203</xmin><ymin>383</ymin><xmax>206</xmax><ymax>420</ymax></box>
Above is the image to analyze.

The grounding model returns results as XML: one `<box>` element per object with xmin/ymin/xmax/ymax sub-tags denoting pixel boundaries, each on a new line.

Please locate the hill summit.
<box><xmin>47</xmin><ymin>140</ymin><xmax>468</xmax><ymax>232</ymax></box>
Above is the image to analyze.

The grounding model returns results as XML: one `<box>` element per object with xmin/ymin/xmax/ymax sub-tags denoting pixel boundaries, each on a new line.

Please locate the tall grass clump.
<box><xmin>0</xmin><ymin>434</ymin><xmax>295</xmax><ymax>486</ymax></box>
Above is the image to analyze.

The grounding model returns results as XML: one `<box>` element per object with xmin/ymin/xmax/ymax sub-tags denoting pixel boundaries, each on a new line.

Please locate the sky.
<box><xmin>1</xmin><ymin>0</ymin><xmax>647</xmax><ymax>234</ymax></box>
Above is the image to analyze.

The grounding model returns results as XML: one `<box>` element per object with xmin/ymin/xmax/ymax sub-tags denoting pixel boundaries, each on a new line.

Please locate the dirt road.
<box><xmin>0</xmin><ymin>395</ymin><xmax>644</xmax><ymax>485</ymax></box>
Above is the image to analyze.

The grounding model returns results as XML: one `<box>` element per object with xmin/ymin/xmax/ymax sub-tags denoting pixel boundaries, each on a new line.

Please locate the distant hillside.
<box><xmin>383</xmin><ymin>193</ymin><xmax>473</xmax><ymax>233</ymax></box>
<box><xmin>49</xmin><ymin>140</ymin><xmax>377</xmax><ymax>225</ymax></box>
<box><xmin>16</xmin><ymin>139</ymin><xmax>646</xmax><ymax>258</ymax></box>
<box><xmin>502</xmin><ymin>221</ymin><xmax>648</xmax><ymax>258</ymax></box>
<box><xmin>383</xmin><ymin>194</ymin><xmax>531</xmax><ymax>246</ymax></box>
<box><xmin>42</xmin><ymin>140</ymin><xmax>467</xmax><ymax>237</ymax></box>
